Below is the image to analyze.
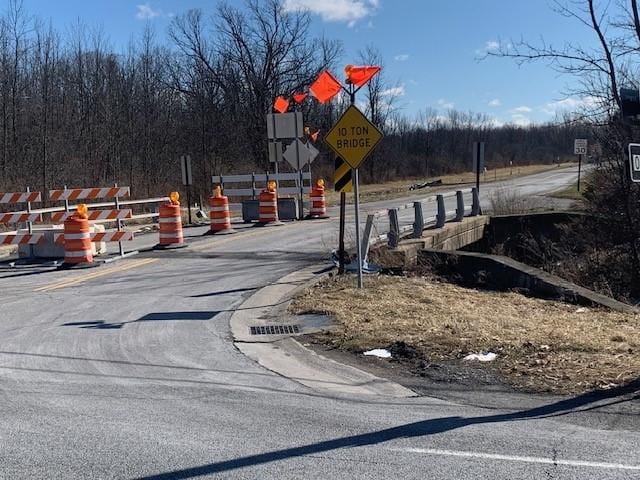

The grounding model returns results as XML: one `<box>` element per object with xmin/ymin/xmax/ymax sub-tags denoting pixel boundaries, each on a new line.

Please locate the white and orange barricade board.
<box><xmin>0</xmin><ymin>212</ymin><xmax>42</xmax><ymax>224</ymax></box>
<box><xmin>54</xmin><ymin>231</ymin><xmax>134</xmax><ymax>244</ymax></box>
<box><xmin>0</xmin><ymin>233</ymin><xmax>45</xmax><ymax>245</ymax></box>
<box><xmin>0</xmin><ymin>191</ymin><xmax>42</xmax><ymax>204</ymax></box>
<box><xmin>51</xmin><ymin>209</ymin><xmax>132</xmax><ymax>223</ymax></box>
<box><xmin>49</xmin><ymin>186</ymin><xmax>130</xmax><ymax>202</ymax></box>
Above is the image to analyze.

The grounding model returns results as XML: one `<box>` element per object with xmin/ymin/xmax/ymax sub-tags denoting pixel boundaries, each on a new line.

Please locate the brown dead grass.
<box><xmin>291</xmin><ymin>274</ymin><xmax>640</xmax><ymax>394</ymax></box>
<box><xmin>324</xmin><ymin>163</ymin><xmax>575</xmax><ymax>206</ymax></box>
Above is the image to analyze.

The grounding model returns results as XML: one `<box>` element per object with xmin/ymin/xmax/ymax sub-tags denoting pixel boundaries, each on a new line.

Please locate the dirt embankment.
<box><xmin>291</xmin><ymin>274</ymin><xmax>639</xmax><ymax>394</ymax></box>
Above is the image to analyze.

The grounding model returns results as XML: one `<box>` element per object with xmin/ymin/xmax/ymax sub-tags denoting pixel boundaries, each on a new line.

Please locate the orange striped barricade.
<box><xmin>0</xmin><ymin>189</ymin><xmax>43</xmax><ymax>260</ymax></box>
<box><xmin>207</xmin><ymin>186</ymin><xmax>235</xmax><ymax>235</ymax></box>
<box><xmin>257</xmin><ymin>182</ymin><xmax>283</xmax><ymax>227</ymax></box>
<box><xmin>0</xmin><ymin>233</ymin><xmax>45</xmax><ymax>246</ymax></box>
<box><xmin>154</xmin><ymin>192</ymin><xmax>187</xmax><ymax>249</ymax></box>
<box><xmin>306</xmin><ymin>179</ymin><xmax>328</xmax><ymax>219</ymax></box>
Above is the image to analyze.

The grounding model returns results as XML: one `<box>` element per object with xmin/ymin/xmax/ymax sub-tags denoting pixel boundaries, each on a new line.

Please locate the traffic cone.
<box><xmin>207</xmin><ymin>186</ymin><xmax>235</xmax><ymax>235</ymax></box>
<box><xmin>154</xmin><ymin>192</ymin><xmax>188</xmax><ymax>249</ymax></box>
<box><xmin>257</xmin><ymin>181</ymin><xmax>283</xmax><ymax>226</ymax></box>
<box><xmin>307</xmin><ymin>179</ymin><xmax>329</xmax><ymax>219</ymax></box>
<box><xmin>60</xmin><ymin>204</ymin><xmax>98</xmax><ymax>269</ymax></box>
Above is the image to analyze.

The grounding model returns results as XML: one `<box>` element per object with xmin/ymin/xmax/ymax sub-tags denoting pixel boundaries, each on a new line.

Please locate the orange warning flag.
<box><xmin>344</xmin><ymin>65</ymin><xmax>381</xmax><ymax>87</ymax></box>
<box><xmin>293</xmin><ymin>92</ymin><xmax>308</xmax><ymax>104</ymax></box>
<box><xmin>311</xmin><ymin>130</ymin><xmax>320</xmax><ymax>142</ymax></box>
<box><xmin>273</xmin><ymin>96</ymin><xmax>289</xmax><ymax>113</ymax></box>
<box><xmin>309</xmin><ymin>70</ymin><xmax>342</xmax><ymax>103</ymax></box>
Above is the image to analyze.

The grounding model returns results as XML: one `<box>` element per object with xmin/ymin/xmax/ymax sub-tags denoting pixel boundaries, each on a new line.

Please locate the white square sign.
<box><xmin>574</xmin><ymin>139</ymin><xmax>588</xmax><ymax>155</ymax></box>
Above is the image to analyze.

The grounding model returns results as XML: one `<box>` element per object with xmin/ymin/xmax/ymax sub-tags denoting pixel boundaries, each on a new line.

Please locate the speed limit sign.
<box><xmin>574</xmin><ymin>139</ymin><xmax>588</xmax><ymax>155</ymax></box>
<box><xmin>629</xmin><ymin>143</ymin><xmax>640</xmax><ymax>182</ymax></box>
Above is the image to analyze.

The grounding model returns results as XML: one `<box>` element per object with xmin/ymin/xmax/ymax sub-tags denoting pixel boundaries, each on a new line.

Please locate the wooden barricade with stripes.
<box><xmin>0</xmin><ymin>189</ymin><xmax>43</xmax><ymax>246</ymax></box>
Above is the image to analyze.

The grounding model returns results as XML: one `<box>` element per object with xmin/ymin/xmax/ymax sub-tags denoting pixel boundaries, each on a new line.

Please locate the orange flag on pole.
<box><xmin>292</xmin><ymin>92</ymin><xmax>308</xmax><ymax>104</ymax></box>
<box><xmin>273</xmin><ymin>96</ymin><xmax>289</xmax><ymax>113</ymax></box>
<box><xmin>344</xmin><ymin>65</ymin><xmax>381</xmax><ymax>87</ymax></box>
<box><xmin>309</xmin><ymin>70</ymin><xmax>343</xmax><ymax>103</ymax></box>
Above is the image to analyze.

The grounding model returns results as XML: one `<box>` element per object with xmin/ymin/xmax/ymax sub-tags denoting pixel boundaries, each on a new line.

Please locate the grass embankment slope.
<box><xmin>292</xmin><ymin>274</ymin><xmax>639</xmax><ymax>394</ymax></box>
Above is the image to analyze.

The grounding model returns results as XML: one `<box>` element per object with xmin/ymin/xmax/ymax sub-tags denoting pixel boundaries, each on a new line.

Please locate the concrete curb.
<box><xmin>230</xmin><ymin>264</ymin><xmax>416</xmax><ymax>398</ymax></box>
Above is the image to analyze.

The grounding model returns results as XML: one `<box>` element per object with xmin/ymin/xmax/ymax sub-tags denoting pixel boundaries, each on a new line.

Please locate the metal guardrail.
<box><xmin>361</xmin><ymin>187</ymin><xmax>481</xmax><ymax>257</ymax></box>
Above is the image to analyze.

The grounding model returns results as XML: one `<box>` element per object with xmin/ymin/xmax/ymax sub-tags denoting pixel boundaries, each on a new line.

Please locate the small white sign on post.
<box><xmin>574</xmin><ymin>139</ymin><xmax>588</xmax><ymax>155</ymax></box>
<box><xmin>181</xmin><ymin>155</ymin><xmax>192</xmax><ymax>186</ymax></box>
<box><xmin>629</xmin><ymin>143</ymin><xmax>640</xmax><ymax>183</ymax></box>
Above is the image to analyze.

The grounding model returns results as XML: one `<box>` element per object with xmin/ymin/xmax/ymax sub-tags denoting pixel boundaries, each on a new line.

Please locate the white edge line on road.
<box><xmin>390</xmin><ymin>447</ymin><xmax>640</xmax><ymax>471</ymax></box>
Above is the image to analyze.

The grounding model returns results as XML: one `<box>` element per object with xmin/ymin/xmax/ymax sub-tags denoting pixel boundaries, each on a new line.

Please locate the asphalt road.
<box><xmin>2</xmin><ymin>165</ymin><xmax>638</xmax><ymax>480</ymax></box>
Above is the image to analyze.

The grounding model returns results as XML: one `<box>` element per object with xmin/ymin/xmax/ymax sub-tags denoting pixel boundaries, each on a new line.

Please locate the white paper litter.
<box><xmin>363</xmin><ymin>349</ymin><xmax>392</xmax><ymax>359</ymax></box>
<box><xmin>575</xmin><ymin>307</ymin><xmax>589</xmax><ymax>313</ymax></box>
<box><xmin>463</xmin><ymin>352</ymin><xmax>497</xmax><ymax>362</ymax></box>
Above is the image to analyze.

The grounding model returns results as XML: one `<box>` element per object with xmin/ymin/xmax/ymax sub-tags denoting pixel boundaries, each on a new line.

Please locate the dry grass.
<box><xmin>291</xmin><ymin>274</ymin><xmax>640</xmax><ymax>394</ymax></box>
<box><xmin>324</xmin><ymin>163</ymin><xmax>575</xmax><ymax>206</ymax></box>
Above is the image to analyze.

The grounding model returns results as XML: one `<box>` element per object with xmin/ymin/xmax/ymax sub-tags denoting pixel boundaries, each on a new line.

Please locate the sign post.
<box><xmin>473</xmin><ymin>142</ymin><xmax>485</xmax><ymax>194</ymax></box>
<box><xmin>574</xmin><ymin>139</ymin><xmax>587</xmax><ymax>192</ymax></box>
<box><xmin>181</xmin><ymin>155</ymin><xmax>193</xmax><ymax>225</ymax></box>
<box><xmin>325</xmin><ymin>105</ymin><xmax>384</xmax><ymax>289</ymax></box>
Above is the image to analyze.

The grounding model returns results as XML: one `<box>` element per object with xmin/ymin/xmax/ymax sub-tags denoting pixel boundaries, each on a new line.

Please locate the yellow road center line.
<box><xmin>34</xmin><ymin>258</ymin><xmax>158</xmax><ymax>292</ymax></box>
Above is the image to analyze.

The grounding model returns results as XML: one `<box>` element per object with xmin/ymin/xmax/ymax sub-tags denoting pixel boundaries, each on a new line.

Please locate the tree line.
<box><xmin>0</xmin><ymin>0</ymin><xmax>582</xmax><ymax>204</ymax></box>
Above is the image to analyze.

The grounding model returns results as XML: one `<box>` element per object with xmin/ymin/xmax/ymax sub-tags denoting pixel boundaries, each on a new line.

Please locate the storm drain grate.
<box><xmin>249</xmin><ymin>324</ymin><xmax>300</xmax><ymax>336</ymax></box>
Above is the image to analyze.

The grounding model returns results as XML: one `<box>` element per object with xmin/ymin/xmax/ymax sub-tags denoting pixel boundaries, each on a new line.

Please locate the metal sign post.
<box><xmin>181</xmin><ymin>155</ymin><xmax>193</xmax><ymax>225</ymax></box>
<box><xmin>473</xmin><ymin>142</ymin><xmax>485</xmax><ymax>194</ymax></box>
<box><xmin>325</xmin><ymin>103</ymin><xmax>384</xmax><ymax>289</ymax></box>
<box><xmin>574</xmin><ymin>139</ymin><xmax>587</xmax><ymax>192</ymax></box>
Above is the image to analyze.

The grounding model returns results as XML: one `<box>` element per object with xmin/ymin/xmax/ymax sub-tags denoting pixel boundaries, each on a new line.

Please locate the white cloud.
<box><xmin>485</xmin><ymin>40</ymin><xmax>499</xmax><ymax>51</ymax></box>
<box><xmin>394</xmin><ymin>54</ymin><xmax>409</xmax><ymax>62</ymax></box>
<box><xmin>437</xmin><ymin>98</ymin><xmax>454</xmax><ymax>109</ymax></box>
<box><xmin>282</xmin><ymin>0</ymin><xmax>379</xmax><ymax>24</ymax></box>
<box><xmin>488</xmin><ymin>98</ymin><xmax>501</xmax><ymax>107</ymax></box>
<box><xmin>136</xmin><ymin>3</ymin><xmax>161</xmax><ymax>20</ymax></box>
<box><xmin>511</xmin><ymin>105</ymin><xmax>532</xmax><ymax>113</ymax></box>
<box><xmin>511</xmin><ymin>113</ymin><xmax>531</xmax><ymax>126</ymax></box>
<box><xmin>541</xmin><ymin>96</ymin><xmax>599</xmax><ymax>115</ymax></box>
<box><xmin>381</xmin><ymin>86</ymin><xmax>405</xmax><ymax>97</ymax></box>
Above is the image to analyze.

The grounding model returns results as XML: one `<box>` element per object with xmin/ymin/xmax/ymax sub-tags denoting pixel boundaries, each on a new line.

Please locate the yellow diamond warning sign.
<box><xmin>324</xmin><ymin>105</ymin><xmax>383</xmax><ymax>169</ymax></box>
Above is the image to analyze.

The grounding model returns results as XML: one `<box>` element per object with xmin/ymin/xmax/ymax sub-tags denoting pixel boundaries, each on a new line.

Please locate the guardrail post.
<box><xmin>114</xmin><ymin>182</ymin><xmax>125</xmax><ymax>257</ymax></box>
<box><xmin>436</xmin><ymin>194</ymin><xmax>446</xmax><ymax>228</ymax></box>
<box><xmin>251</xmin><ymin>173</ymin><xmax>256</xmax><ymax>200</ymax></box>
<box><xmin>26</xmin><ymin>186</ymin><xmax>33</xmax><ymax>258</ymax></box>
<box><xmin>361</xmin><ymin>214</ymin><xmax>375</xmax><ymax>263</ymax></box>
<box><xmin>471</xmin><ymin>187</ymin><xmax>481</xmax><ymax>216</ymax></box>
<box><xmin>413</xmin><ymin>201</ymin><xmax>424</xmax><ymax>238</ymax></box>
<box><xmin>455</xmin><ymin>190</ymin><xmax>465</xmax><ymax>221</ymax></box>
<box><xmin>388</xmin><ymin>208</ymin><xmax>400</xmax><ymax>248</ymax></box>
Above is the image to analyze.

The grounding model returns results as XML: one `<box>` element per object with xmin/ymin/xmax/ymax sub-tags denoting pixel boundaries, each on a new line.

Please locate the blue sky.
<box><xmin>21</xmin><ymin>0</ymin><xmax>599</xmax><ymax>125</ymax></box>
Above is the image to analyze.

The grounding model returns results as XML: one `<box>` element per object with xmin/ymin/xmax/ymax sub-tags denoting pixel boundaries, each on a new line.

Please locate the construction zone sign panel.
<box><xmin>325</xmin><ymin>105</ymin><xmax>383</xmax><ymax>169</ymax></box>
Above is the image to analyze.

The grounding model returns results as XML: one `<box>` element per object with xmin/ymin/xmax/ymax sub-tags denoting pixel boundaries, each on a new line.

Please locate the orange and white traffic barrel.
<box><xmin>208</xmin><ymin>186</ymin><xmax>235</xmax><ymax>235</ymax></box>
<box><xmin>308</xmin><ymin>179</ymin><xmax>328</xmax><ymax>219</ymax></box>
<box><xmin>155</xmin><ymin>192</ymin><xmax>186</xmax><ymax>249</ymax></box>
<box><xmin>257</xmin><ymin>181</ymin><xmax>282</xmax><ymax>226</ymax></box>
<box><xmin>62</xmin><ymin>204</ymin><xmax>94</xmax><ymax>268</ymax></box>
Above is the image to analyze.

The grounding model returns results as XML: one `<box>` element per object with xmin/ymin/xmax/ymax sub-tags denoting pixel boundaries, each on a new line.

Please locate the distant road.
<box><xmin>5</xmin><ymin>165</ymin><xmax>636</xmax><ymax>480</ymax></box>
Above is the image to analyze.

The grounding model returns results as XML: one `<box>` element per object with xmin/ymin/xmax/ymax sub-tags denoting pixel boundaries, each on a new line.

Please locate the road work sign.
<box><xmin>324</xmin><ymin>105</ymin><xmax>383</xmax><ymax>169</ymax></box>
<box><xmin>629</xmin><ymin>143</ymin><xmax>640</xmax><ymax>182</ymax></box>
<box><xmin>574</xmin><ymin>139</ymin><xmax>588</xmax><ymax>155</ymax></box>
